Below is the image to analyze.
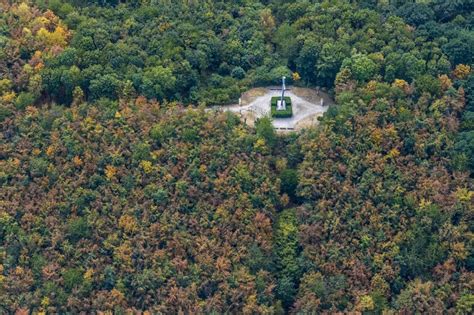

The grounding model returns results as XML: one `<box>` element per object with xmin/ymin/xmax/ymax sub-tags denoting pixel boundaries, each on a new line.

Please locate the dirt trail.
<box><xmin>213</xmin><ymin>87</ymin><xmax>334</xmax><ymax>132</ymax></box>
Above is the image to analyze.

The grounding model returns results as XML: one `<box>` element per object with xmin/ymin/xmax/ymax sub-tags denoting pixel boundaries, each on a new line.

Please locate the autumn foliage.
<box><xmin>1</xmin><ymin>100</ymin><xmax>282</xmax><ymax>313</ymax></box>
<box><xmin>1</xmin><ymin>0</ymin><xmax>473</xmax><ymax>314</ymax></box>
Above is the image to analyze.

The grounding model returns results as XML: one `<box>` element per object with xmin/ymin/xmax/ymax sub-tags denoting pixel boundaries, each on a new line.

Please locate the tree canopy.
<box><xmin>1</xmin><ymin>0</ymin><xmax>473</xmax><ymax>313</ymax></box>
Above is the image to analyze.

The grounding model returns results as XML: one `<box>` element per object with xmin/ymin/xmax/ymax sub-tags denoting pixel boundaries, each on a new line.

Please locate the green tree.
<box><xmin>342</xmin><ymin>53</ymin><xmax>379</xmax><ymax>82</ymax></box>
<box><xmin>63</xmin><ymin>268</ymin><xmax>83</xmax><ymax>293</ymax></box>
<box><xmin>280</xmin><ymin>168</ymin><xmax>298</xmax><ymax>200</ymax></box>
<box><xmin>67</xmin><ymin>217</ymin><xmax>90</xmax><ymax>243</ymax></box>
<box><xmin>89</xmin><ymin>73</ymin><xmax>121</xmax><ymax>100</ymax></box>
<box><xmin>415</xmin><ymin>74</ymin><xmax>442</xmax><ymax>96</ymax></box>
<box><xmin>273</xmin><ymin>23</ymin><xmax>298</xmax><ymax>60</ymax></box>
<box><xmin>256</xmin><ymin>116</ymin><xmax>276</xmax><ymax>148</ymax></box>
<box><xmin>274</xmin><ymin>209</ymin><xmax>300</xmax><ymax>309</ymax></box>
<box><xmin>231</xmin><ymin>66</ymin><xmax>246</xmax><ymax>79</ymax></box>
<box><xmin>141</xmin><ymin>66</ymin><xmax>176</xmax><ymax>100</ymax></box>
<box><xmin>296</xmin><ymin>38</ymin><xmax>320</xmax><ymax>85</ymax></box>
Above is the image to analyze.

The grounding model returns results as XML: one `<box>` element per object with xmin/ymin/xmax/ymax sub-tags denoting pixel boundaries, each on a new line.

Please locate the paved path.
<box><xmin>213</xmin><ymin>88</ymin><xmax>333</xmax><ymax>131</ymax></box>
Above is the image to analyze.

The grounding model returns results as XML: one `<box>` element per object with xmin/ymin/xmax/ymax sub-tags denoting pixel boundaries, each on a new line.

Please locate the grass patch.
<box><xmin>271</xmin><ymin>96</ymin><xmax>293</xmax><ymax>118</ymax></box>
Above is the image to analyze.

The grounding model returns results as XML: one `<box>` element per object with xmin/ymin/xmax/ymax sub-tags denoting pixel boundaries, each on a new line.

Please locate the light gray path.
<box><xmin>213</xmin><ymin>88</ymin><xmax>332</xmax><ymax>131</ymax></box>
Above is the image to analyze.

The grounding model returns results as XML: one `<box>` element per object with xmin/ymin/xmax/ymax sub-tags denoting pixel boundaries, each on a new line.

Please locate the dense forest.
<box><xmin>1</xmin><ymin>0</ymin><xmax>473</xmax><ymax>313</ymax></box>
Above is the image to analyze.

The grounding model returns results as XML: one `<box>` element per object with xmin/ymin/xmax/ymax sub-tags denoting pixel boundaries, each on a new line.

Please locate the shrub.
<box><xmin>271</xmin><ymin>96</ymin><xmax>293</xmax><ymax>118</ymax></box>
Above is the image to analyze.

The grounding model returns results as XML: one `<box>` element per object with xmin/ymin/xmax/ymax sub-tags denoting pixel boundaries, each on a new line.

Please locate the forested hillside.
<box><xmin>1</xmin><ymin>0</ymin><xmax>473</xmax><ymax>313</ymax></box>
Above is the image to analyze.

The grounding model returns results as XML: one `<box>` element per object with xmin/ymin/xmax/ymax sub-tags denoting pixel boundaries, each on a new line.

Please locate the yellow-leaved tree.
<box><xmin>36</xmin><ymin>25</ymin><xmax>69</xmax><ymax>48</ymax></box>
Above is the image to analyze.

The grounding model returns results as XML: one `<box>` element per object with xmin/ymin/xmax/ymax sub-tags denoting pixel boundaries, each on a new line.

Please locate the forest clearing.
<box><xmin>214</xmin><ymin>87</ymin><xmax>334</xmax><ymax>132</ymax></box>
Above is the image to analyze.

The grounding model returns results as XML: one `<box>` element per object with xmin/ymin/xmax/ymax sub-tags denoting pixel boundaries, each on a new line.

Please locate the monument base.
<box><xmin>271</xmin><ymin>96</ymin><xmax>292</xmax><ymax>118</ymax></box>
<box><xmin>277</xmin><ymin>100</ymin><xmax>286</xmax><ymax>111</ymax></box>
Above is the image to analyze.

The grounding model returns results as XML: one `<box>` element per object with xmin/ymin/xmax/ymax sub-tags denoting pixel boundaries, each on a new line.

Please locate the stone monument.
<box><xmin>277</xmin><ymin>76</ymin><xmax>287</xmax><ymax>111</ymax></box>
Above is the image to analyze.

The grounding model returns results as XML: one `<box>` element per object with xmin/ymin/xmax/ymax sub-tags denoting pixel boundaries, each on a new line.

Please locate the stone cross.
<box><xmin>277</xmin><ymin>76</ymin><xmax>287</xmax><ymax>111</ymax></box>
